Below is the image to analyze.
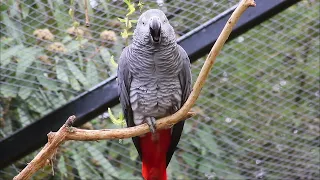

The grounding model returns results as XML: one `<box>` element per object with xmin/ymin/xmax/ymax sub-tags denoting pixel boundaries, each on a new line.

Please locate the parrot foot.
<box><xmin>146</xmin><ymin>117</ymin><xmax>156</xmax><ymax>134</ymax></box>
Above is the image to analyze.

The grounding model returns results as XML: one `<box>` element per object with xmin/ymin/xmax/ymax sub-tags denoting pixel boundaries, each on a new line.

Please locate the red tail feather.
<box><xmin>140</xmin><ymin>129</ymin><xmax>171</xmax><ymax>180</ymax></box>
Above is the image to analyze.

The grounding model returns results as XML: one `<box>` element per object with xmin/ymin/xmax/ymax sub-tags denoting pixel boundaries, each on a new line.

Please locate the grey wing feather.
<box><xmin>177</xmin><ymin>45</ymin><xmax>192</xmax><ymax>105</ymax></box>
<box><xmin>117</xmin><ymin>47</ymin><xmax>142</xmax><ymax>159</ymax></box>
<box><xmin>166</xmin><ymin>45</ymin><xmax>192</xmax><ymax>166</ymax></box>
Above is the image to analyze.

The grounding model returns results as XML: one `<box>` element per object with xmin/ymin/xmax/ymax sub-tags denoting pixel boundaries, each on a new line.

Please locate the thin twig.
<box><xmin>84</xmin><ymin>0</ymin><xmax>90</xmax><ymax>27</ymax></box>
<box><xmin>14</xmin><ymin>1</ymin><xmax>256</xmax><ymax>179</ymax></box>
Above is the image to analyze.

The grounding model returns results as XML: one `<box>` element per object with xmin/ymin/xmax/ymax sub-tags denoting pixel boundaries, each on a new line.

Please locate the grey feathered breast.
<box><xmin>128</xmin><ymin>44</ymin><xmax>183</xmax><ymax>124</ymax></box>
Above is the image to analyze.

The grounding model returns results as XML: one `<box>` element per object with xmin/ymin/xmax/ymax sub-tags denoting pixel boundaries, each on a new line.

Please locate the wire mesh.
<box><xmin>1</xmin><ymin>0</ymin><xmax>319</xmax><ymax>180</ymax></box>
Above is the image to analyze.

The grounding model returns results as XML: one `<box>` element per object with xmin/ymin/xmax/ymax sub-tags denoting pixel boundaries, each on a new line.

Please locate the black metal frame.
<box><xmin>0</xmin><ymin>0</ymin><xmax>301</xmax><ymax>169</ymax></box>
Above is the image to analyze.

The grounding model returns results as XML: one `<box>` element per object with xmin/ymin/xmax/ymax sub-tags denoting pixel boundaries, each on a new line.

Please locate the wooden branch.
<box><xmin>65</xmin><ymin>112</ymin><xmax>195</xmax><ymax>141</ymax></box>
<box><xmin>14</xmin><ymin>0</ymin><xmax>256</xmax><ymax>179</ymax></box>
<box><xmin>13</xmin><ymin>116</ymin><xmax>76</xmax><ymax>180</ymax></box>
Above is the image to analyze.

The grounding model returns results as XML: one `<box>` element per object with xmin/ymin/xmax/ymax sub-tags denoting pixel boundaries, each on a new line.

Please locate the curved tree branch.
<box><xmin>14</xmin><ymin>0</ymin><xmax>256</xmax><ymax>179</ymax></box>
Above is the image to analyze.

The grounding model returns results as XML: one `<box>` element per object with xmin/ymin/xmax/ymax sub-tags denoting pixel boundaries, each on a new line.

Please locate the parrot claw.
<box><xmin>146</xmin><ymin>117</ymin><xmax>156</xmax><ymax>134</ymax></box>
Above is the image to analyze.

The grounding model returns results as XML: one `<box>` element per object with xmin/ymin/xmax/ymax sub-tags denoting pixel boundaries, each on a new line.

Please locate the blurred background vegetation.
<box><xmin>0</xmin><ymin>0</ymin><xmax>319</xmax><ymax>179</ymax></box>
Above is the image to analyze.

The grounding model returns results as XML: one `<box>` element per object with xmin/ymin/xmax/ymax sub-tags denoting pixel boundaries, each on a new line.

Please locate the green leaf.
<box><xmin>120</xmin><ymin>29</ymin><xmax>129</xmax><ymax>39</ymax></box>
<box><xmin>225</xmin><ymin>172</ymin><xmax>245</xmax><ymax>180</ymax></box>
<box><xmin>181</xmin><ymin>152</ymin><xmax>197</xmax><ymax>168</ymax></box>
<box><xmin>82</xmin><ymin>158</ymin><xmax>104</xmax><ymax>179</ymax></box>
<box><xmin>68</xmin><ymin>8</ymin><xmax>74</xmax><ymax>18</ymax></box>
<box><xmin>37</xmin><ymin>74</ymin><xmax>59</xmax><ymax>91</ymax></box>
<box><xmin>20</xmin><ymin>3</ymin><xmax>30</xmax><ymax>19</ymax></box>
<box><xmin>35</xmin><ymin>62</ymin><xmax>58</xmax><ymax>91</ymax></box>
<box><xmin>17</xmin><ymin>108</ymin><xmax>31</xmax><ymax>127</ymax></box>
<box><xmin>77</xmin><ymin>51</ymin><xmax>84</xmax><ymax>70</ymax></box>
<box><xmin>127</xmin><ymin>20</ymin><xmax>133</xmax><ymax>29</ymax></box>
<box><xmin>100</xmin><ymin>0</ymin><xmax>109</xmax><ymax>11</ymax></box>
<box><xmin>198</xmin><ymin>129</ymin><xmax>222</xmax><ymax>157</ymax></box>
<box><xmin>220</xmin><ymin>135</ymin><xmax>241</xmax><ymax>150</ymax></box>
<box><xmin>119</xmin><ymin>112</ymin><xmax>124</xmax><ymax>122</ymax></box>
<box><xmin>137</xmin><ymin>1</ymin><xmax>144</xmax><ymax>12</ymax></box>
<box><xmin>10</xmin><ymin>1</ymin><xmax>21</xmax><ymax>19</ymax></box>
<box><xmin>0</xmin><ymin>3</ymin><xmax>9</xmax><ymax>12</ymax></box>
<box><xmin>123</xmin><ymin>0</ymin><xmax>131</xmax><ymax>6</ymax></box>
<box><xmin>0</xmin><ymin>83</ymin><xmax>17</xmax><ymax>98</ymax></box>
<box><xmin>1</xmin><ymin>44</ymin><xmax>24</xmax><ymax>66</ymax></box>
<box><xmin>0</xmin><ymin>37</ymin><xmax>14</xmax><ymax>49</ymax></box>
<box><xmin>54</xmin><ymin>92</ymin><xmax>67</xmax><ymax>105</ymax></box>
<box><xmin>167</xmin><ymin>155</ymin><xmax>180</xmax><ymax>179</ymax></box>
<box><xmin>56</xmin><ymin>64</ymin><xmax>69</xmax><ymax>83</ymax></box>
<box><xmin>86</xmin><ymin>60</ymin><xmax>99</xmax><ymax>86</ymax></box>
<box><xmin>124</xmin><ymin>0</ymin><xmax>135</xmax><ymax>16</ymax></box>
<box><xmin>117</xmin><ymin>169</ymin><xmax>139</xmax><ymax>179</ymax></box>
<box><xmin>201</xmin><ymin>146</ymin><xmax>207</xmax><ymax>156</ymax></box>
<box><xmin>57</xmin><ymin>155</ymin><xmax>68</xmax><ymax>178</ymax></box>
<box><xmin>66</xmin><ymin>39</ymin><xmax>88</xmax><ymax>54</ymax></box>
<box><xmin>100</xmin><ymin>48</ymin><xmax>117</xmax><ymax>75</ymax></box>
<box><xmin>69</xmin><ymin>76</ymin><xmax>81</xmax><ymax>91</ymax></box>
<box><xmin>110</xmin><ymin>55</ymin><xmax>118</xmax><ymax>68</ymax></box>
<box><xmin>190</xmin><ymin>138</ymin><xmax>201</xmax><ymax>149</ymax></box>
<box><xmin>18</xmin><ymin>87</ymin><xmax>33</xmax><ymax>100</ymax></box>
<box><xmin>129</xmin><ymin>143</ymin><xmax>138</xmax><ymax>161</ymax></box>
<box><xmin>26</xmin><ymin>95</ymin><xmax>48</xmax><ymax>115</ymax></box>
<box><xmin>65</xmin><ymin>59</ymin><xmax>90</xmax><ymax>88</ymax></box>
<box><xmin>183</xmin><ymin>122</ymin><xmax>192</xmax><ymax>134</ymax></box>
<box><xmin>66</xmin><ymin>40</ymin><xmax>81</xmax><ymax>54</ymax></box>
<box><xmin>38</xmin><ymin>88</ymin><xmax>54</xmax><ymax>108</ymax></box>
<box><xmin>62</xmin><ymin>35</ymin><xmax>72</xmax><ymax>43</ymax></box>
<box><xmin>130</xmin><ymin>19</ymin><xmax>138</xmax><ymax>23</ymax></box>
<box><xmin>72</xmin><ymin>151</ymin><xmax>89</xmax><ymax>180</ymax></box>
<box><xmin>85</xmin><ymin>144</ymin><xmax>119</xmax><ymax>178</ymax></box>
<box><xmin>53</xmin><ymin>8</ymin><xmax>70</xmax><ymax>30</ymax></box>
<box><xmin>16</xmin><ymin>47</ymin><xmax>41</xmax><ymax>77</ymax></box>
<box><xmin>45</xmin><ymin>93</ymin><xmax>64</xmax><ymax>109</ymax></box>
<box><xmin>108</xmin><ymin>147</ymin><xmax>119</xmax><ymax>159</ymax></box>
<box><xmin>35</xmin><ymin>0</ymin><xmax>46</xmax><ymax>14</ymax></box>
<box><xmin>100</xmin><ymin>47</ymin><xmax>111</xmax><ymax>63</ymax></box>
<box><xmin>108</xmin><ymin>108</ymin><xmax>125</xmax><ymax>126</ymax></box>
<box><xmin>117</xmin><ymin>18</ymin><xmax>127</xmax><ymax>23</ymax></box>
<box><xmin>198</xmin><ymin>158</ymin><xmax>213</xmax><ymax>174</ymax></box>
<box><xmin>2</xmin><ymin>12</ymin><xmax>23</xmax><ymax>44</ymax></box>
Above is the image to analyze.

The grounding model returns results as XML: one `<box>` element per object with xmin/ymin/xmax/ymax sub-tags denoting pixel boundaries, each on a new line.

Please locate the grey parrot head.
<box><xmin>133</xmin><ymin>9</ymin><xmax>176</xmax><ymax>45</ymax></box>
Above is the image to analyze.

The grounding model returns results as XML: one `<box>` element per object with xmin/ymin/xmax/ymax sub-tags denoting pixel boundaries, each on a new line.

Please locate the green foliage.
<box><xmin>183</xmin><ymin>2</ymin><xmax>320</xmax><ymax>179</ymax></box>
<box><xmin>137</xmin><ymin>1</ymin><xmax>145</xmax><ymax>12</ymax></box>
<box><xmin>108</xmin><ymin>108</ymin><xmax>125</xmax><ymax>126</ymax></box>
<box><xmin>118</xmin><ymin>0</ymin><xmax>140</xmax><ymax>45</ymax></box>
<box><xmin>0</xmin><ymin>0</ymin><xmax>121</xmax><ymax>134</ymax></box>
<box><xmin>124</xmin><ymin>0</ymin><xmax>136</xmax><ymax>16</ymax></box>
<box><xmin>0</xmin><ymin>0</ymin><xmax>123</xmax><ymax>178</ymax></box>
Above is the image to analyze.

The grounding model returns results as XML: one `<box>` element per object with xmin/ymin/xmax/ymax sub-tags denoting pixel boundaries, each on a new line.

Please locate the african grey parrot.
<box><xmin>117</xmin><ymin>9</ymin><xmax>192</xmax><ymax>180</ymax></box>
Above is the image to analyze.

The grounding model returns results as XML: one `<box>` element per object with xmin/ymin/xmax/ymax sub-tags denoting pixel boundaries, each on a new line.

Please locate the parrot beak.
<box><xmin>149</xmin><ymin>17</ymin><xmax>161</xmax><ymax>43</ymax></box>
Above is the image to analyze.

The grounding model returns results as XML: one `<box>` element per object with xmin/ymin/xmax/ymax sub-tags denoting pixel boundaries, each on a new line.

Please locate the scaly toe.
<box><xmin>146</xmin><ymin>117</ymin><xmax>156</xmax><ymax>134</ymax></box>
